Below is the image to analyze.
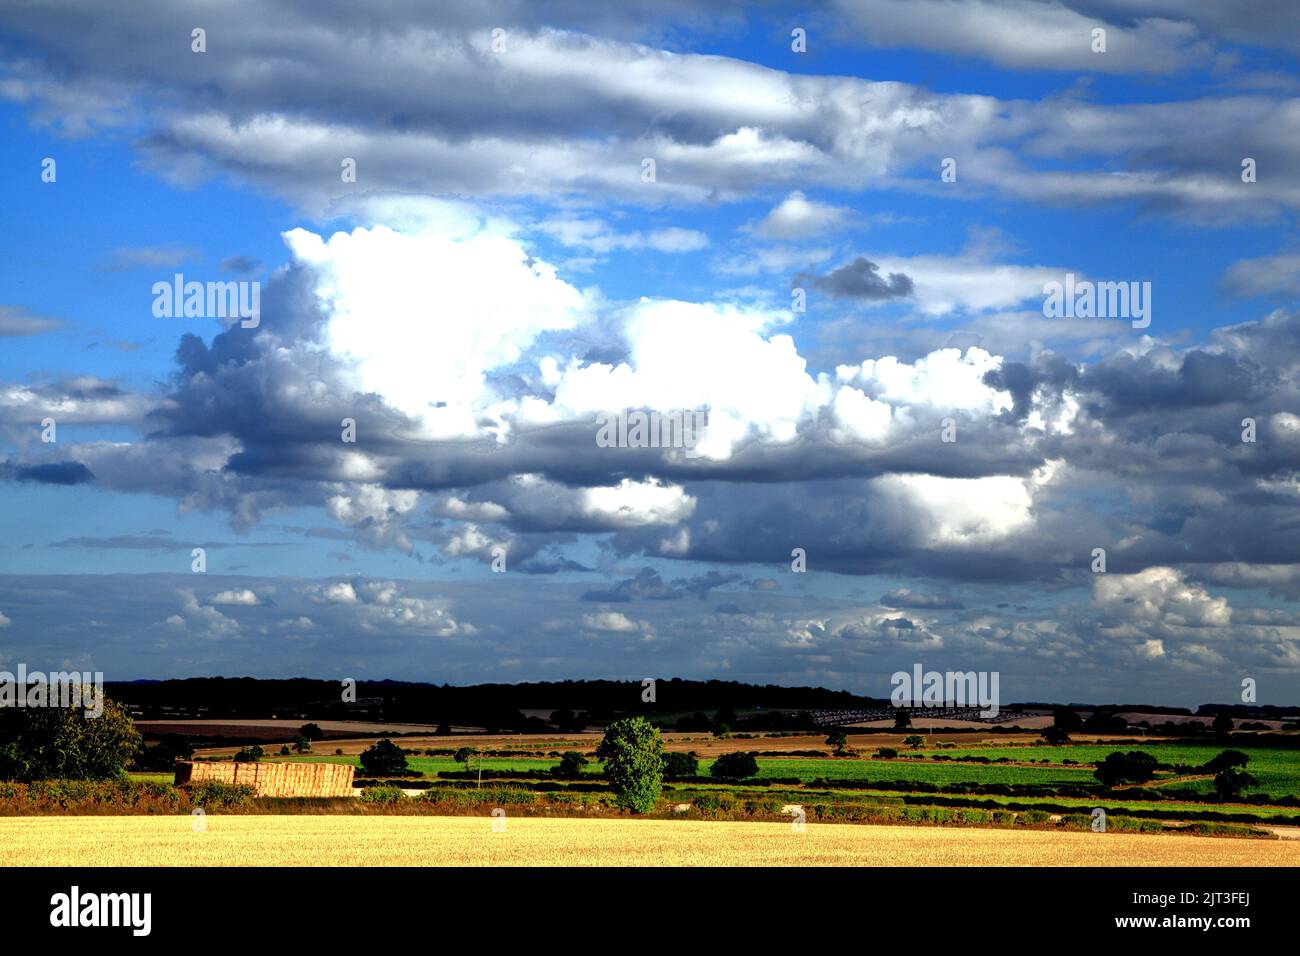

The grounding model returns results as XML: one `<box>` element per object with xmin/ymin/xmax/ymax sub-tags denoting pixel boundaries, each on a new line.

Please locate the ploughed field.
<box><xmin>5</xmin><ymin>816</ymin><xmax>1298</xmax><ymax>867</ymax></box>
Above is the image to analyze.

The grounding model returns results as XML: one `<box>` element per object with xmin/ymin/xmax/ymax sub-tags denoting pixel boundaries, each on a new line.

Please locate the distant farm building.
<box><xmin>175</xmin><ymin>760</ymin><xmax>355</xmax><ymax>797</ymax></box>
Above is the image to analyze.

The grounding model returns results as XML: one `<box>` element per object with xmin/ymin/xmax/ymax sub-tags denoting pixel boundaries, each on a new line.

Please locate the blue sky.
<box><xmin>1</xmin><ymin>1</ymin><xmax>1298</xmax><ymax>705</ymax></box>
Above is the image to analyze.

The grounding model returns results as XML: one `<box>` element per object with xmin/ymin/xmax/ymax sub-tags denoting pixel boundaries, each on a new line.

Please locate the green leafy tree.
<box><xmin>1041</xmin><ymin>725</ymin><xmax>1071</xmax><ymax>746</ymax></box>
<box><xmin>453</xmin><ymin>746</ymin><xmax>474</xmax><ymax>765</ymax></box>
<box><xmin>663</xmin><ymin>751</ymin><xmax>699</xmax><ymax>780</ymax></box>
<box><xmin>132</xmin><ymin>733</ymin><xmax>193</xmax><ymax>772</ymax></box>
<box><xmin>0</xmin><ymin>692</ymin><xmax>140</xmax><ymax>781</ymax></box>
<box><xmin>710</xmin><ymin>751</ymin><xmax>759</xmax><ymax>780</ymax></box>
<box><xmin>553</xmin><ymin>751</ymin><xmax>590</xmax><ymax>779</ymax></box>
<box><xmin>1203</xmin><ymin>750</ymin><xmax>1249</xmax><ymax>773</ymax></box>
<box><xmin>595</xmin><ymin>717</ymin><xmax>664</xmax><ymax>813</ymax></box>
<box><xmin>233</xmin><ymin>745</ymin><xmax>264</xmax><ymax>763</ymax></box>
<box><xmin>893</xmin><ymin>709</ymin><xmax>912</xmax><ymax>731</ymax></box>
<box><xmin>903</xmin><ymin>734</ymin><xmax>926</xmax><ymax>750</ymax></box>
<box><xmin>1093</xmin><ymin>751</ymin><xmax>1158</xmax><ymax>786</ymax></box>
<box><xmin>359</xmin><ymin>738</ymin><xmax>408</xmax><ymax>776</ymax></box>
<box><xmin>1052</xmin><ymin>708</ymin><xmax>1083</xmax><ymax>732</ymax></box>
<box><xmin>292</xmin><ymin>734</ymin><xmax>312</xmax><ymax>754</ymax></box>
<box><xmin>279</xmin><ymin>744</ymin><xmax>291</xmax><ymax>756</ymax></box>
<box><xmin>1213</xmin><ymin>768</ymin><xmax>1257</xmax><ymax>799</ymax></box>
<box><xmin>298</xmin><ymin>723</ymin><xmax>325</xmax><ymax>741</ymax></box>
<box><xmin>825</xmin><ymin>729</ymin><xmax>848</xmax><ymax>753</ymax></box>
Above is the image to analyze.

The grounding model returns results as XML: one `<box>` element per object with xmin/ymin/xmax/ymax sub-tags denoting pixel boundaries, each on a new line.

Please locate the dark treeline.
<box><xmin>107</xmin><ymin>677</ymin><xmax>888</xmax><ymax>730</ymax></box>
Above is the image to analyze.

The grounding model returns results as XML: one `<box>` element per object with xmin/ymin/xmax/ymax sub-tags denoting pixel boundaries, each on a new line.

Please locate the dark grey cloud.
<box><xmin>795</xmin><ymin>257</ymin><xmax>913</xmax><ymax>301</ymax></box>
<box><xmin>5</xmin><ymin>461</ymin><xmax>95</xmax><ymax>485</ymax></box>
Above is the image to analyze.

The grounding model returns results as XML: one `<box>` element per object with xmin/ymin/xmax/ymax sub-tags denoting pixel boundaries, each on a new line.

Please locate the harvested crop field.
<box><xmin>2</xmin><ymin>816</ymin><xmax>1296</xmax><ymax>867</ymax></box>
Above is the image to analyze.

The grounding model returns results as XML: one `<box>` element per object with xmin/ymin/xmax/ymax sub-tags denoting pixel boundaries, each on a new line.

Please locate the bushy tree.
<box><xmin>1203</xmin><ymin>750</ymin><xmax>1249</xmax><ymax>773</ymax></box>
<box><xmin>0</xmin><ymin>692</ymin><xmax>140</xmax><ymax>781</ymax></box>
<box><xmin>1094</xmin><ymin>751</ymin><xmax>1158</xmax><ymax>786</ymax></box>
<box><xmin>1083</xmin><ymin>711</ymin><xmax>1128</xmax><ymax>734</ymax></box>
<box><xmin>825</xmin><ymin>729</ymin><xmax>848</xmax><ymax>753</ymax></box>
<box><xmin>663</xmin><ymin>751</ymin><xmax>699</xmax><ymax>780</ymax></box>
<box><xmin>1053</xmin><ymin>708</ymin><xmax>1083</xmax><ymax>732</ymax></box>
<box><xmin>292</xmin><ymin>734</ymin><xmax>312</xmax><ymax>754</ymax></box>
<box><xmin>903</xmin><ymin>734</ymin><xmax>926</xmax><ymax>750</ymax></box>
<box><xmin>1041</xmin><ymin>726</ymin><xmax>1071</xmax><ymax>746</ymax></box>
<box><xmin>893</xmin><ymin>709</ymin><xmax>912</xmax><ymax>731</ymax></box>
<box><xmin>710</xmin><ymin>751</ymin><xmax>759</xmax><ymax>780</ymax></box>
<box><xmin>553</xmin><ymin>751</ymin><xmax>589</xmax><ymax>778</ymax></box>
<box><xmin>132</xmin><ymin>733</ymin><xmax>193</xmax><ymax>772</ymax></box>
<box><xmin>1212</xmin><ymin>713</ymin><xmax>1234</xmax><ymax>735</ymax></box>
<box><xmin>298</xmin><ymin>723</ymin><xmax>325</xmax><ymax>741</ymax></box>
<box><xmin>595</xmin><ymin>717</ymin><xmax>664</xmax><ymax>813</ymax></box>
<box><xmin>233</xmin><ymin>745</ymin><xmax>264</xmax><ymax>763</ymax></box>
<box><xmin>359</xmin><ymin>738</ymin><xmax>408</xmax><ymax>776</ymax></box>
<box><xmin>1213</xmin><ymin>768</ymin><xmax>1257</xmax><ymax>799</ymax></box>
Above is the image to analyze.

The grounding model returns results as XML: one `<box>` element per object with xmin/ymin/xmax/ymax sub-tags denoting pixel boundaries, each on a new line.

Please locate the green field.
<box><xmin>709</xmin><ymin>757</ymin><xmax>1095</xmax><ymax>787</ymax></box>
<box><xmin>915</xmin><ymin>743</ymin><xmax>1300</xmax><ymax>797</ymax></box>
<box><xmin>283</xmin><ymin>752</ymin><xmax>1095</xmax><ymax>788</ymax></box>
<box><xmin>278</xmin><ymin>744</ymin><xmax>1298</xmax><ymax>793</ymax></box>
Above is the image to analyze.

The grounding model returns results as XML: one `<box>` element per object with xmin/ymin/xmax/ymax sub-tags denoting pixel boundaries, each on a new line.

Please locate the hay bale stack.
<box><xmin>174</xmin><ymin>760</ymin><xmax>355</xmax><ymax>797</ymax></box>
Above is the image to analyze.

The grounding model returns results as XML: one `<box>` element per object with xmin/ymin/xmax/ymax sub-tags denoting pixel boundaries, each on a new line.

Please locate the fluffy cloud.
<box><xmin>1094</xmin><ymin>567</ymin><xmax>1232</xmax><ymax>628</ymax></box>
<box><xmin>209</xmin><ymin>588</ymin><xmax>262</xmax><ymax>606</ymax></box>
<box><xmin>746</xmin><ymin>191</ymin><xmax>852</xmax><ymax>240</ymax></box>
<box><xmin>286</xmin><ymin>218</ymin><xmax>589</xmax><ymax>438</ymax></box>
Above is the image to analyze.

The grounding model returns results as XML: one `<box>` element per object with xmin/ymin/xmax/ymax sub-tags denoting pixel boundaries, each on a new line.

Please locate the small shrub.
<box><xmin>359</xmin><ymin>785</ymin><xmax>405</xmax><ymax>806</ymax></box>
<box><xmin>188</xmin><ymin>782</ymin><xmax>255</xmax><ymax>809</ymax></box>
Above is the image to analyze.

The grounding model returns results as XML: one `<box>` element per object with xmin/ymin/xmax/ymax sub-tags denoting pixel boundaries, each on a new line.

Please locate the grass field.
<box><xmin>917</xmin><ymin>743</ymin><xmax>1300</xmax><ymax>796</ymax></box>
<box><xmin>4</xmin><ymin>815</ymin><xmax>1296</xmax><ymax>867</ymax></box>
<box><xmin>284</xmin><ymin>753</ymin><xmax>1099</xmax><ymax>787</ymax></box>
<box><xmin>732</xmin><ymin>757</ymin><xmax>1096</xmax><ymax>786</ymax></box>
<box><xmin>260</xmin><ymin>742</ymin><xmax>1300</xmax><ymax>798</ymax></box>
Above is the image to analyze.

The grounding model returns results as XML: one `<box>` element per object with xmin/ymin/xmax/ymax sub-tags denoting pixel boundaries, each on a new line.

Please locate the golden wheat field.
<box><xmin>2</xmin><ymin>816</ymin><xmax>1298</xmax><ymax>866</ymax></box>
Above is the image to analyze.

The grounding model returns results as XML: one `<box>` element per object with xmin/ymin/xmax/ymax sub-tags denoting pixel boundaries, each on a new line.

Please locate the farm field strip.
<box><xmin>282</xmin><ymin>753</ymin><xmax>1100</xmax><ymax>788</ymax></box>
<box><xmin>787</xmin><ymin>788</ymin><xmax>1300</xmax><ymax>820</ymax></box>
<box><xmin>4</xmin><ymin>815</ymin><xmax>1296</xmax><ymax>867</ymax></box>
<box><xmin>262</xmin><ymin>750</ymin><xmax>1283</xmax><ymax>792</ymax></box>
<box><xmin>914</xmin><ymin>745</ymin><xmax>1300</xmax><ymax>797</ymax></box>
